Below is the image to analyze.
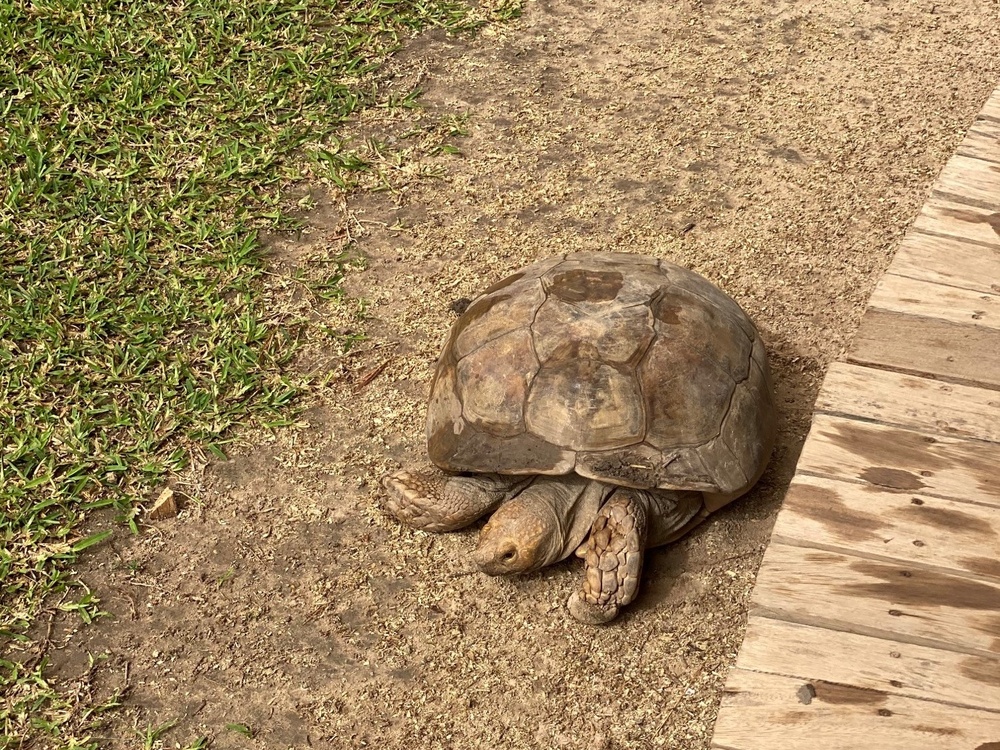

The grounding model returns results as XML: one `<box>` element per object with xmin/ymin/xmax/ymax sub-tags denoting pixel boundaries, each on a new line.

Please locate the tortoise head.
<box><xmin>473</xmin><ymin>495</ymin><xmax>563</xmax><ymax>575</ymax></box>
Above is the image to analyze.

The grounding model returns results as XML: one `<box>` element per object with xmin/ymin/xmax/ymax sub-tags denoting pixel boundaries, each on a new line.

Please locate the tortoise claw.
<box><xmin>567</xmin><ymin>591</ymin><xmax>619</xmax><ymax>624</ymax></box>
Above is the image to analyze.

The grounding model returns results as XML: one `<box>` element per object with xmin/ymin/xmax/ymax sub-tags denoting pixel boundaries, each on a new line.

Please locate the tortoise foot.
<box><xmin>567</xmin><ymin>591</ymin><xmax>619</xmax><ymax>624</ymax></box>
<box><xmin>567</xmin><ymin>490</ymin><xmax>648</xmax><ymax>624</ymax></box>
<box><xmin>382</xmin><ymin>470</ymin><xmax>528</xmax><ymax>532</ymax></box>
<box><xmin>383</xmin><ymin>470</ymin><xmax>450</xmax><ymax>532</ymax></box>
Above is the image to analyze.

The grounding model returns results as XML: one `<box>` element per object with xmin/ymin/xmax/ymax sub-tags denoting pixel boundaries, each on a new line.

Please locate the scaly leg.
<box><xmin>567</xmin><ymin>489</ymin><xmax>648</xmax><ymax>624</ymax></box>
<box><xmin>382</xmin><ymin>469</ymin><xmax>532</xmax><ymax>532</ymax></box>
<box><xmin>645</xmin><ymin>489</ymin><xmax>706</xmax><ymax>547</ymax></box>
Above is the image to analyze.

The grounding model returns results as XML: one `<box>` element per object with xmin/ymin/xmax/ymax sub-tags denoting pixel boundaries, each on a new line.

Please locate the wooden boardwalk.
<box><xmin>711</xmin><ymin>87</ymin><xmax>1000</xmax><ymax>748</ymax></box>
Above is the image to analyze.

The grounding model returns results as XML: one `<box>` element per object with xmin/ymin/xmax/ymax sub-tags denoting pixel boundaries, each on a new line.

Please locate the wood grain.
<box><xmin>934</xmin><ymin>154</ymin><xmax>1000</xmax><ymax>209</ymax></box>
<box><xmin>817</xmin><ymin>361</ymin><xmax>1000</xmax><ymax>443</ymax></box>
<box><xmin>848</xmin><ymin>309</ymin><xmax>1000</xmax><ymax>388</ymax></box>
<box><xmin>772</xmin><ymin>475</ymin><xmax>1000</xmax><ymax>581</ymax></box>
<box><xmin>891</xmin><ymin>230</ymin><xmax>1000</xmax><ymax>294</ymax></box>
<box><xmin>751</xmin><ymin>543</ymin><xmax>1000</xmax><ymax>655</ymax></box>
<box><xmin>797</xmin><ymin>414</ymin><xmax>1000</xmax><ymax>508</ymax></box>
<box><xmin>913</xmin><ymin>198</ymin><xmax>1000</xmax><ymax>248</ymax></box>
<box><xmin>982</xmin><ymin>86</ymin><xmax>1000</xmax><ymax>121</ymax></box>
<box><xmin>868</xmin><ymin>273</ymin><xmax>1000</xmax><ymax>331</ymax></box>
<box><xmin>712</xmin><ymin>669</ymin><xmax>1000</xmax><ymax>750</ymax></box>
<box><xmin>735</xmin><ymin>617</ymin><xmax>1000</xmax><ymax>711</ymax></box>
<box><xmin>958</xmin><ymin>122</ymin><xmax>1000</xmax><ymax>164</ymax></box>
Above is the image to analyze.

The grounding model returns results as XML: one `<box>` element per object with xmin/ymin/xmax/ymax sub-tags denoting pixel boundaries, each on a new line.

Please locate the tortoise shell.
<box><xmin>426</xmin><ymin>252</ymin><xmax>776</xmax><ymax>496</ymax></box>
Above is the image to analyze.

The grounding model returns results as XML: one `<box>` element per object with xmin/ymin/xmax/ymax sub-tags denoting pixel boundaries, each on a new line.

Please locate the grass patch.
<box><xmin>0</xmin><ymin>0</ymin><xmax>520</xmax><ymax>745</ymax></box>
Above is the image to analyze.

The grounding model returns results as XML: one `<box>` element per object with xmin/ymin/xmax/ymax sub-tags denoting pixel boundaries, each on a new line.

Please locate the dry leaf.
<box><xmin>148</xmin><ymin>488</ymin><xmax>180</xmax><ymax>520</ymax></box>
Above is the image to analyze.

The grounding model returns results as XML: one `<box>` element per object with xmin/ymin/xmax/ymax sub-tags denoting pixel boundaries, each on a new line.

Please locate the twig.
<box><xmin>354</xmin><ymin>359</ymin><xmax>390</xmax><ymax>391</ymax></box>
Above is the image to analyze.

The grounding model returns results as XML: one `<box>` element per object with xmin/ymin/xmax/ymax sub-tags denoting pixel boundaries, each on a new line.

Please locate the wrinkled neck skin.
<box><xmin>520</xmin><ymin>476</ymin><xmax>615</xmax><ymax>568</ymax></box>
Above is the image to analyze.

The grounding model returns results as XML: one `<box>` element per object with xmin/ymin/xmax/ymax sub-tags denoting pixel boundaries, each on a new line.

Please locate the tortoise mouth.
<box><xmin>474</xmin><ymin>539</ymin><xmax>532</xmax><ymax>575</ymax></box>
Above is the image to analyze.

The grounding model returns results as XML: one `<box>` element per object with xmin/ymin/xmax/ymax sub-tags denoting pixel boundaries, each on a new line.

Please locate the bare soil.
<box><xmin>45</xmin><ymin>1</ymin><xmax>1000</xmax><ymax>748</ymax></box>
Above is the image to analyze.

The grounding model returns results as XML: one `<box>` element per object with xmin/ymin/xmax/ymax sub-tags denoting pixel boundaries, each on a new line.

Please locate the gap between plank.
<box><xmin>796</xmin><ymin>467</ymin><xmax>1000</xmax><ymax>511</ymax></box>
<box><xmin>910</xmin><ymin>226</ymin><xmax>1000</xmax><ymax>252</ymax></box>
<box><xmin>844</xmin><ymin>344</ymin><xmax>1000</xmax><ymax>395</ymax></box>
<box><xmin>728</xmin><ymin>662</ymin><xmax>1000</xmax><ymax>717</ymax></box>
<box><xmin>812</xmin><ymin>404</ymin><xmax>1000</xmax><ymax>449</ymax></box>
<box><xmin>884</xmin><ymin>269</ymin><xmax>1000</xmax><ymax>298</ymax></box>
<box><xmin>770</xmin><ymin>533</ymin><xmax>1000</xmax><ymax>588</ymax></box>
<box><xmin>957</xmin><ymin>149</ymin><xmax>1000</xmax><ymax>167</ymax></box>
<box><xmin>749</xmin><ymin>604</ymin><xmax>998</xmax><ymax>660</ymax></box>
<box><xmin>930</xmin><ymin>189</ymin><xmax>1000</xmax><ymax>213</ymax></box>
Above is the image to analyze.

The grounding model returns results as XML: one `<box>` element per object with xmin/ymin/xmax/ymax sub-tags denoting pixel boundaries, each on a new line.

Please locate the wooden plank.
<box><xmin>736</xmin><ymin>617</ymin><xmax>1000</xmax><ymax>711</ymax></box>
<box><xmin>958</xmin><ymin>122</ymin><xmax>1000</xmax><ymax>165</ymax></box>
<box><xmin>712</xmin><ymin>669</ymin><xmax>1000</xmax><ymax>750</ymax></box>
<box><xmin>934</xmin><ymin>154</ymin><xmax>1000</xmax><ymax>209</ymax></box>
<box><xmin>817</xmin><ymin>362</ymin><xmax>1000</xmax><ymax>443</ymax></box>
<box><xmin>798</xmin><ymin>414</ymin><xmax>1000</xmax><ymax>508</ymax></box>
<box><xmin>772</xmin><ymin>475</ymin><xmax>1000</xmax><ymax>581</ymax></box>
<box><xmin>981</xmin><ymin>86</ymin><xmax>1000</xmax><ymax>121</ymax></box>
<box><xmin>750</xmin><ymin>543</ymin><xmax>1000</xmax><ymax>655</ymax></box>
<box><xmin>914</xmin><ymin>198</ymin><xmax>1000</xmax><ymax>249</ymax></box>
<box><xmin>868</xmin><ymin>273</ymin><xmax>1000</xmax><ymax>331</ymax></box>
<box><xmin>891</xmin><ymin>230</ymin><xmax>1000</xmax><ymax>295</ymax></box>
<box><xmin>848</xmin><ymin>309</ymin><xmax>1000</xmax><ymax>388</ymax></box>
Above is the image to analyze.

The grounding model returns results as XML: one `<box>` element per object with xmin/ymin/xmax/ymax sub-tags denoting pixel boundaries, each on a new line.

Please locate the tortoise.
<box><xmin>383</xmin><ymin>252</ymin><xmax>776</xmax><ymax>623</ymax></box>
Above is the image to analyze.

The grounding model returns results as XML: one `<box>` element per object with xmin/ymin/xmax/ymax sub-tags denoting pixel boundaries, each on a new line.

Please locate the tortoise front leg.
<box><xmin>567</xmin><ymin>488</ymin><xmax>705</xmax><ymax>623</ymax></box>
<box><xmin>383</xmin><ymin>470</ymin><xmax>532</xmax><ymax>532</ymax></box>
<box><xmin>567</xmin><ymin>489</ymin><xmax>648</xmax><ymax>624</ymax></box>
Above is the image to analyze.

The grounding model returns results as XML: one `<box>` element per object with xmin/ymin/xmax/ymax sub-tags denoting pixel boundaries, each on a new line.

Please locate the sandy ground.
<box><xmin>42</xmin><ymin>1</ymin><xmax>1000</xmax><ymax>748</ymax></box>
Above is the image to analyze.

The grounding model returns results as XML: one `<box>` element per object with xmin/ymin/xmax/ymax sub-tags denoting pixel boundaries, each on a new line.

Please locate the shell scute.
<box><xmin>426</xmin><ymin>348</ymin><xmax>464</xmax><ymax>451</ymax></box>
<box><xmin>532</xmin><ymin>297</ymin><xmax>655</xmax><ymax>365</ymax></box>
<box><xmin>541</xmin><ymin>257</ymin><xmax>665</xmax><ymax>311</ymax></box>
<box><xmin>574</xmin><ymin>443</ymin><xmax>667</xmax><ymax>490</ymax></box>
<box><xmin>637</xmin><ymin>284</ymin><xmax>753</xmax><ymax>449</ymax></box>
<box><xmin>525</xmin><ymin>359</ymin><xmax>644</xmax><ymax>451</ymax></box>
<box><xmin>546</xmin><ymin>268</ymin><xmax>624</xmax><ymax>303</ymax></box>
<box><xmin>667</xmin><ymin>264</ymin><xmax>757</xmax><ymax>340</ymax></box>
<box><xmin>717</xmin><ymin>339</ymin><xmax>776</xmax><ymax>490</ymax></box>
<box><xmin>453</xmin><ymin>279</ymin><xmax>545</xmax><ymax>359</ymax></box>
<box><xmin>428</xmin><ymin>416</ymin><xmax>575</xmax><ymax>475</ymax></box>
<box><xmin>456</xmin><ymin>329</ymin><xmax>538</xmax><ymax>437</ymax></box>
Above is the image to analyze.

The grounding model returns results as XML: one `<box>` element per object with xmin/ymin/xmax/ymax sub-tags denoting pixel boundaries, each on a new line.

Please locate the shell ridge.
<box><xmin>455</xmin><ymin>279</ymin><xmax>546</xmax><ymax>360</ymax></box>
<box><xmin>717</xmin><ymin>431</ymin><xmax>751</xmax><ymax>486</ymax></box>
<box><xmin>693</xmin><ymin>342</ymin><xmax>765</xmax><ymax>489</ymax></box>
<box><xmin>526</xmin><ymin>279</ymin><xmax>548</xmax><ymax>365</ymax></box>
<box><xmin>523</xmin><ymin>294</ymin><xmax>546</xmax><ymax>430</ymax></box>
<box><xmin>704</xmin><ymin>339</ymin><xmax>756</xmax><ymax>445</ymax></box>
<box><xmin>456</xmin><ymin>325</ymin><xmax>523</xmax><ymax>361</ymax></box>
<box><xmin>636</xmin><ymin>283</ymin><xmax>672</xmax><ymax>368</ymax></box>
<box><xmin>671</xmin><ymin>283</ymin><xmax>756</xmax><ymax>342</ymax></box>
<box><xmin>631</xmin><ymin>327</ymin><xmax>659</xmax><ymax>443</ymax></box>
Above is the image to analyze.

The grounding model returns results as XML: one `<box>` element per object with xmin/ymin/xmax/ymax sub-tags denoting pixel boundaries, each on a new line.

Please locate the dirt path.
<box><xmin>54</xmin><ymin>1</ymin><xmax>999</xmax><ymax>748</ymax></box>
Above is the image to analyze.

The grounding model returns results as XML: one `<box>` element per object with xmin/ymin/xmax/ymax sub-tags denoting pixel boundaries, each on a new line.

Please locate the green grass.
<box><xmin>0</xmin><ymin>0</ymin><xmax>520</xmax><ymax>745</ymax></box>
